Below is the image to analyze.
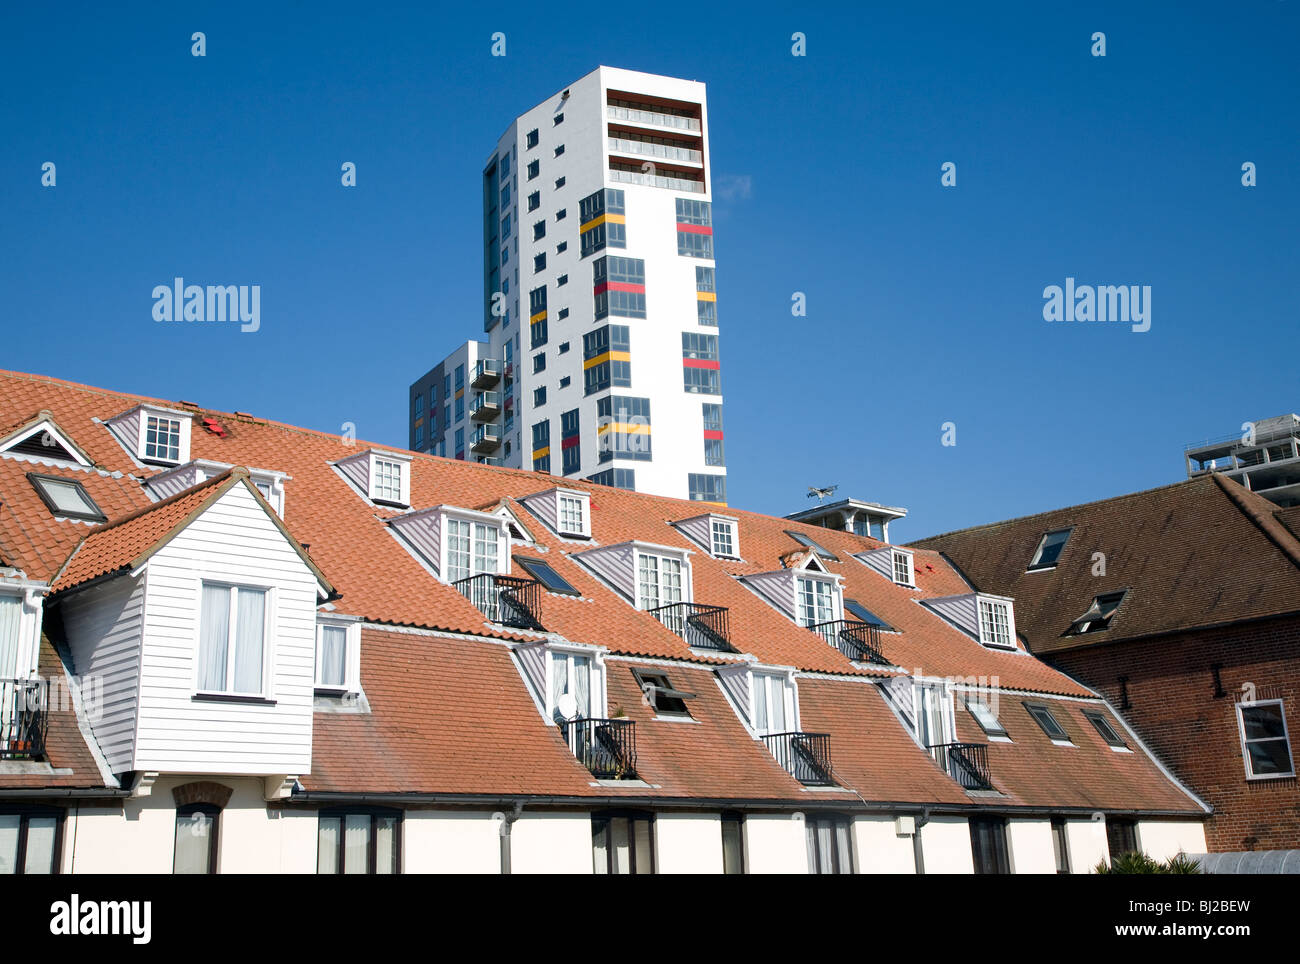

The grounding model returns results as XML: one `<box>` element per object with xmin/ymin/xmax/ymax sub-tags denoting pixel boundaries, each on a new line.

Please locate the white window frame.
<box><xmin>891</xmin><ymin>549</ymin><xmax>915</xmax><ymax>587</ymax></box>
<box><xmin>634</xmin><ymin>549</ymin><xmax>690</xmax><ymax>611</ymax></box>
<box><xmin>1236</xmin><ymin>698</ymin><xmax>1296</xmax><ymax>780</ymax></box>
<box><xmin>0</xmin><ymin>418</ymin><xmax>92</xmax><ymax>467</ymax></box>
<box><xmin>439</xmin><ymin>508</ymin><xmax>508</xmax><ymax>584</ymax></box>
<box><xmin>976</xmin><ymin>595</ymin><xmax>1017</xmax><ymax>650</ymax></box>
<box><xmin>368</xmin><ymin>452</ymin><xmax>410</xmax><ymax>506</ymax></box>
<box><xmin>749</xmin><ymin>669</ymin><xmax>798</xmax><ymax>736</ymax></box>
<box><xmin>795</xmin><ymin>572</ymin><xmax>840</xmax><ymax>629</ymax></box>
<box><xmin>555</xmin><ymin>489</ymin><xmax>590</xmax><ymax>537</ymax></box>
<box><xmin>134</xmin><ymin>406</ymin><xmax>193</xmax><ymax>466</ymax></box>
<box><xmin>0</xmin><ymin>585</ymin><xmax>44</xmax><ymax>681</ymax></box>
<box><xmin>545</xmin><ymin>645</ymin><xmax>606</xmax><ymax>723</ymax></box>
<box><xmin>709</xmin><ymin>516</ymin><xmax>739</xmax><ymax>559</ymax></box>
<box><xmin>315</xmin><ymin>616</ymin><xmax>362</xmax><ymax>694</ymax></box>
<box><xmin>912</xmin><ymin>679</ymin><xmax>955</xmax><ymax>748</ymax></box>
<box><xmin>192</xmin><ymin>580</ymin><xmax>274</xmax><ymax>699</ymax></box>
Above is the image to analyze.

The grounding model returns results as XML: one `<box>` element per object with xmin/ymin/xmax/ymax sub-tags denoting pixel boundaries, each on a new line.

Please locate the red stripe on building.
<box><xmin>675</xmin><ymin>223</ymin><xmax>713</xmax><ymax>235</ymax></box>
<box><xmin>703</xmin><ymin>430</ymin><xmax>724</xmax><ymax>440</ymax></box>
<box><xmin>561</xmin><ymin>436</ymin><xmax>581</xmax><ymax>450</ymax></box>
<box><xmin>683</xmin><ymin>358</ymin><xmax>721</xmax><ymax>370</ymax></box>
<box><xmin>593</xmin><ymin>281</ymin><xmax>646</xmax><ymax>295</ymax></box>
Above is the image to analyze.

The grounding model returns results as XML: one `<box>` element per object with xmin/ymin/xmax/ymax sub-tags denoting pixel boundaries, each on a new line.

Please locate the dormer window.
<box><xmin>146</xmin><ymin>461</ymin><xmax>288</xmax><ymax>517</ymax></box>
<box><xmin>711</xmin><ymin>518</ymin><xmax>738</xmax><ymax>558</ymax></box>
<box><xmin>372</xmin><ymin>456</ymin><xmax>404</xmax><ymax>504</ymax></box>
<box><xmin>1067</xmin><ymin>591</ymin><xmax>1125</xmax><ymax>635</ymax></box>
<box><xmin>751</xmin><ymin>670</ymin><xmax>795</xmax><ymax>735</ymax></box>
<box><xmin>0</xmin><ymin>414</ymin><xmax>92</xmax><ymax>467</ymax></box>
<box><xmin>1028</xmin><ymin>528</ymin><xmax>1071</xmax><ymax>571</ymax></box>
<box><xmin>335</xmin><ymin>449</ymin><xmax>411</xmax><ymax>508</ymax></box>
<box><xmin>28</xmin><ymin>473</ymin><xmax>106</xmax><ymax>523</ymax></box>
<box><xmin>107</xmin><ymin>404</ymin><xmax>193</xmax><ymax>466</ymax></box>
<box><xmin>557</xmin><ymin>491</ymin><xmax>590</xmax><ymax>537</ymax></box>
<box><xmin>891</xmin><ymin>549</ymin><xmax>914</xmax><ymax>587</ymax></box>
<box><xmin>637</xmin><ymin>552</ymin><xmax>684</xmax><ymax>610</ymax></box>
<box><xmin>796</xmin><ymin>574</ymin><xmax>839</xmax><ymax>628</ymax></box>
<box><xmin>977</xmin><ymin>596</ymin><xmax>1015</xmax><ymax>649</ymax></box>
<box><xmin>445</xmin><ymin>516</ymin><xmax>502</xmax><ymax>583</ymax></box>
<box><xmin>671</xmin><ymin>513</ymin><xmax>739</xmax><ymax>560</ymax></box>
<box><xmin>315</xmin><ymin>615</ymin><xmax>361</xmax><ymax>694</ymax></box>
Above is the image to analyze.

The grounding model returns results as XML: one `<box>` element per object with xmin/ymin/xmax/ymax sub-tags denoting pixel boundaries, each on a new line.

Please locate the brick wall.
<box><xmin>1049</xmin><ymin>615</ymin><xmax>1300</xmax><ymax>852</ymax></box>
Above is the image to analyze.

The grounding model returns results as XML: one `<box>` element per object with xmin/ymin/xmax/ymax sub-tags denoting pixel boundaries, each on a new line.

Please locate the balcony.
<box><xmin>565</xmin><ymin>717</ymin><xmax>637</xmax><ymax>779</ymax></box>
<box><xmin>810</xmin><ymin>619</ymin><xmax>889</xmax><ymax>665</ymax></box>
<box><xmin>648</xmin><ymin>602</ymin><xmax>735</xmax><ymax>652</ymax></box>
<box><xmin>474</xmin><ymin>455</ymin><xmax>502</xmax><ymax>466</ymax></box>
<box><xmin>453</xmin><ymin>573</ymin><xmax>544</xmax><ymax>631</ymax></box>
<box><xmin>1</xmin><ymin>678</ymin><xmax>49</xmax><ymax>761</ymax></box>
<box><xmin>929</xmin><ymin>742</ymin><xmax>994</xmax><ymax>791</ymax></box>
<box><xmin>470</xmin><ymin>391</ymin><xmax>501</xmax><ymax>422</ymax></box>
<box><xmin>605</xmin><ymin>104</ymin><xmax>701</xmax><ymax>133</ymax></box>
<box><xmin>608</xmin><ymin>166</ymin><xmax>705</xmax><ymax>194</ymax></box>
<box><xmin>607</xmin><ymin>136</ymin><xmax>703</xmax><ymax>165</ymax></box>
<box><xmin>471</xmin><ymin>359</ymin><xmax>502</xmax><ymax>389</ymax></box>
<box><xmin>762</xmin><ymin>731</ymin><xmax>834</xmax><ymax>786</ymax></box>
<box><xmin>470</xmin><ymin>425</ymin><xmax>501</xmax><ymax>453</ymax></box>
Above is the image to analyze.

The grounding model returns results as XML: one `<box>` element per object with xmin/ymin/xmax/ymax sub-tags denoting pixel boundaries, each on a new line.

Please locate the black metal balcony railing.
<box><xmin>453</xmin><ymin>573</ymin><xmax>544</xmax><ymax>631</ymax></box>
<box><xmin>810</xmin><ymin>619</ymin><xmax>889</xmax><ymax>665</ymax></box>
<box><xmin>566</xmin><ymin>718</ymin><xmax>637</xmax><ymax>780</ymax></box>
<box><xmin>929</xmin><ymin>742</ymin><xmax>994</xmax><ymax>791</ymax></box>
<box><xmin>648</xmin><ymin>602</ymin><xmax>735</xmax><ymax>652</ymax></box>
<box><xmin>1</xmin><ymin>678</ymin><xmax>49</xmax><ymax>761</ymax></box>
<box><xmin>763</xmin><ymin>731</ymin><xmax>834</xmax><ymax>786</ymax></box>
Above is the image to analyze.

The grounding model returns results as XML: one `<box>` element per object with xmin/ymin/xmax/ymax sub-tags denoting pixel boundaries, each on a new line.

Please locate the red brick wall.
<box><xmin>1049</xmin><ymin>615</ymin><xmax>1300</xmax><ymax>852</ymax></box>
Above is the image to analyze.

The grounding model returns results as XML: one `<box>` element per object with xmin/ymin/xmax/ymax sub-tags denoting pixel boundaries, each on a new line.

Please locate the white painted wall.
<box><xmin>655</xmin><ymin>812</ymin><xmax>723</xmax><ymax>873</ymax></box>
<box><xmin>510</xmin><ymin>811</ymin><xmax>595</xmax><ymax>873</ymax></box>
<box><xmin>1138</xmin><ymin>820</ymin><xmax>1208</xmax><ymax>862</ymax></box>
<box><xmin>135</xmin><ymin>481</ymin><xmax>320</xmax><ymax>774</ymax></box>
<box><xmin>744</xmin><ymin>813</ymin><xmax>809</xmax><ymax>874</ymax></box>
<box><xmin>919</xmin><ymin>816</ymin><xmax>975</xmax><ymax>874</ymax></box>
<box><xmin>1065</xmin><ymin>818</ymin><xmax>1110</xmax><ymax>873</ymax></box>
<box><xmin>1007</xmin><ymin>819</ymin><xmax>1057</xmax><ymax>874</ymax></box>
<box><xmin>853</xmin><ymin>815</ymin><xmax>916</xmax><ymax>873</ymax></box>
<box><xmin>404</xmin><ymin>810</ymin><xmax>500</xmax><ymax>873</ymax></box>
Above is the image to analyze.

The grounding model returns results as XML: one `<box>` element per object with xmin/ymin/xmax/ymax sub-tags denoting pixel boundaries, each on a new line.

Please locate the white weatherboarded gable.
<box><xmin>134</xmin><ymin>481</ymin><xmax>322</xmax><ymax>774</ymax></box>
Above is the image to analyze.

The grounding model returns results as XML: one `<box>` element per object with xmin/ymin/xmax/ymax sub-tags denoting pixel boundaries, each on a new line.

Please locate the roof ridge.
<box><xmin>90</xmin><ymin>466</ymin><xmax>239</xmax><ymax>537</ymax></box>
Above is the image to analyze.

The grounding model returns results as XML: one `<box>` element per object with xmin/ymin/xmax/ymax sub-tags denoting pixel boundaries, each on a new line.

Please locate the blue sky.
<box><xmin>2</xmin><ymin>2</ymin><xmax>1297</xmax><ymax>541</ymax></box>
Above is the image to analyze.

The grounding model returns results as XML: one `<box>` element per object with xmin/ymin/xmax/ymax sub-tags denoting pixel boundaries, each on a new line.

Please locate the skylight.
<box><xmin>844</xmin><ymin>598</ymin><xmax>893</xmax><ymax>632</ymax></box>
<box><xmin>516</xmin><ymin>556</ymin><xmax>580</xmax><ymax>596</ymax></box>
<box><xmin>1067</xmin><ymin>591</ymin><xmax>1126</xmax><ymax>635</ymax></box>
<box><xmin>1083</xmin><ymin>709</ymin><xmax>1128</xmax><ymax>749</ymax></box>
<box><xmin>784</xmin><ymin>530</ymin><xmax>839</xmax><ymax>562</ymax></box>
<box><xmin>632</xmin><ymin>668</ymin><xmax>694</xmax><ymax>718</ymax></box>
<box><xmin>965</xmin><ymin>699</ymin><xmax>1008</xmax><ymax>739</ymax></box>
<box><xmin>1025</xmin><ymin>703</ymin><xmax>1072</xmax><ymax>744</ymax></box>
<box><xmin>27</xmin><ymin>473</ymin><xmax>106</xmax><ymax>522</ymax></box>
<box><xmin>1028</xmin><ymin>528</ymin><xmax>1071</xmax><ymax>571</ymax></box>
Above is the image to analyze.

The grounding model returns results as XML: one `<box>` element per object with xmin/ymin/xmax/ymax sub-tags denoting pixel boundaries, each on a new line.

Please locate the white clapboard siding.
<box><xmin>59</xmin><ymin>573</ymin><xmax>146</xmax><ymax>773</ymax></box>
<box><xmin>572</xmin><ymin>543</ymin><xmax>637</xmax><ymax>602</ymax></box>
<box><xmin>920</xmin><ymin>594</ymin><xmax>980</xmax><ymax>639</ymax></box>
<box><xmin>135</xmin><ymin>482</ymin><xmax>319</xmax><ymax>774</ymax></box>
<box><xmin>740</xmin><ymin>570</ymin><xmax>796</xmax><ymax>619</ymax></box>
<box><xmin>521</xmin><ymin>489</ymin><xmax>559</xmax><ymax>533</ymax></box>
<box><xmin>854</xmin><ymin>548</ymin><xmax>894</xmax><ymax>580</ymax></box>
<box><xmin>673</xmin><ymin>516</ymin><xmax>713</xmax><ymax>554</ymax></box>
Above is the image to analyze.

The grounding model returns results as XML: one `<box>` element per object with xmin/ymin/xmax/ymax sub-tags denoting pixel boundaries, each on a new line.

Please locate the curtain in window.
<box><xmin>609</xmin><ymin>817</ymin><xmax>631</xmax><ymax>874</ymax></box>
<box><xmin>374</xmin><ymin>816</ymin><xmax>397</xmax><ymax>874</ymax></box>
<box><xmin>0</xmin><ymin>814</ymin><xmax>19</xmax><ymax>875</ymax></box>
<box><xmin>573</xmin><ymin>655</ymin><xmax>590</xmax><ymax>718</ymax></box>
<box><xmin>753</xmin><ymin>676</ymin><xmax>769</xmax><ymax>732</ymax></box>
<box><xmin>343</xmin><ymin>814</ymin><xmax>369</xmax><ymax>874</ymax></box>
<box><xmin>320</xmin><ymin>626</ymin><xmax>347</xmax><ymax>687</ymax></box>
<box><xmin>22</xmin><ymin>816</ymin><xmax>56</xmax><ymax>874</ymax></box>
<box><xmin>632</xmin><ymin>820</ymin><xmax>653</xmax><ymax>874</ymax></box>
<box><xmin>232</xmin><ymin>588</ymin><xmax>265</xmax><ymax>694</ymax></box>
<box><xmin>833</xmin><ymin>821</ymin><xmax>852</xmax><ymax>873</ymax></box>
<box><xmin>591</xmin><ymin>819</ymin><xmax>609</xmax><ymax>874</ymax></box>
<box><xmin>198</xmin><ymin>585</ymin><xmax>230</xmax><ymax>691</ymax></box>
<box><xmin>551</xmin><ymin>654</ymin><xmax>569</xmax><ymax>724</ymax></box>
<box><xmin>318</xmin><ymin>816</ymin><xmax>340</xmax><ymax>873</ymax></box>
<box><xmin>0</xmin><ymin>595</ymin><xmax>21</xmax><ymax>679</ymax></box>
<box><xmin>173</xmin><ymin>810</ymin><xmax>214</xmax><ymax>874</ymax></box>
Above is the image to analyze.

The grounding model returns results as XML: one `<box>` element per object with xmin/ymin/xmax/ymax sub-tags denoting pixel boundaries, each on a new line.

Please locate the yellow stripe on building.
<box><xmin>582</xmin><ymin>350</ymin><xmax>631</xmax><ymax>370</ymax></box>
<box><xmin>530</xmin><ymin>311</ymin><xmax>547</xmax><ymax>324</ymax></box>
<box><xmin>596</xmin><ymin>422</ymin><xmax>652</xmax><ymax>437</ymax></box>
<box><xmin>696</xmin><ymin>291</ymin><xmax>717</xmax><ymax>302</ymax></box>
<box><xmin>579</xmin><ymin>214</ymin><xmax>606</xmax><ymax>233</ymax></box>
<box><xmin>532</xmin><ymin>446</ymin><xmax>550</xmax><ymax>459</ymax></box>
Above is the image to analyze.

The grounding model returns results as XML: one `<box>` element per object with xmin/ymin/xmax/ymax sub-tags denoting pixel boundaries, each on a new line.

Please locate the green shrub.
<box><xmin>1094</xmin><ymin>851</ymin><xmax>1203</xmax><ymax>874</ymax></box>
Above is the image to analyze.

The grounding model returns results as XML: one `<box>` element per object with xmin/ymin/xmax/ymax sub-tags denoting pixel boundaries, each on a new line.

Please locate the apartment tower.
<box><xmin>409</xmin><ymin>66</ymin><xmax>726</xmax><ymax>502</ymax></box>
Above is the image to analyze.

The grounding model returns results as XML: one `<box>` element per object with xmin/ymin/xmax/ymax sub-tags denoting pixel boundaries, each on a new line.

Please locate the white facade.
<box><xmin>411</xmin><ymin>66</ymin><xmax>727</xmax><ymax>503</ymax></box>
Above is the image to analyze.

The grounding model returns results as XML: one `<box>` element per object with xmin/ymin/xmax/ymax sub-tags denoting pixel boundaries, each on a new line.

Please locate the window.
<box><xmin>683</xmin><ymin>366</ymin><xmax>721</xmax><ymax>394</ymax></box>
<box><xmin>501</xmin><ymin>212</ymin><xmax>511</xmax><ymax>239</ymax></box>
<box><xmin>141</xmin><ymin>413</ymin><xmax>182</xmax><ymax>462</ymax></box>
<box><xmin>637</xmin><ymin>553</ymin><xmax>683</xmax><ymax>610</ymax></box>
<box><xmin>372</xmin><ymin>457</ymin><xmax>404</xmax><ymax>504</ymax></box>
<box><xmin>527</xmin><ymin>160</ymin><xmax>539</xmax><ymax>180</ymax></box>
<box><xmin>785</xmin><ymin>530</ymin><xmax>838</xmax><ymax>561</ymax></box>
<box><xmin>751</xmin><ymin>672</ymin><xmax>790</xmax><ymax>735</ymax></box>
<box><xmin>316</xmin><ymin>620</ymin><xmax>357</xmax><ymax>692</ymax></box>
<box><xmin>797</xmin><ymin>576</ymin><xmax>837</xmax><ymax>629</ymax></box>
<box><xmin>1051</xmin><ymin>818</ymin><xmax>1071</xmax><ymax>873</ymax></box>
<box><xmin>977</xmin><ymin>597</ymin><xmax>1014</xmax><ymax>649</ymax></box>
<box><xmin>174</xmin><ymin>804</ymin><xmax>220</xmax><ymax>874</ymax></box>
<box><xmin>1068</xmin><ymin>591</ymin><xmax>1126</xmax><ymax>635</ymax></box>
<box><xmin>583</xmin><ymin>325</ymin><xmax>632</xmax><ymax>395</ymax></box>
<box><xmin>444</xmin><ymin>517</ymin><xmax>500</xmax><ymax>583</ymax></box>
<box><xmin>413</xmin><ymin>395</ymin><xmax>423</xmax><ymax>417</ymax></box>
<box><xmin>587</xmin><ymin>468</ymin><xmax>635</xmax><ymax>490</ymax></box>
<box><xmin>632</xmin><ymin>668</ymin><xmax>693</xmax><ymax>718</ymax></box>
<box><xmin>970</xmin><ymin>817</ymin><xmax>1010</xmax><ymax>874</ymax></box>
<box><xmin>1025</xmin><ymin>703</ymin><xmax>1072</xmax><ymax>743</ymax></box>
<box><xmin>197</xmin><ymin>584</ymin><xmax>267</xmax><ymax>696</ymax></box>
<box><xmin>689</xmin><ymin>473</ymin><xmax>726</xmax><ymax>503</ymax></box>
<box><xmin>555</xmin><ymin>177</ymin><xmax>565</xmax><ymax>189</ymax></box>
<box><xmin>675</xmin><ymin>198</ymin><xmax>714</xmax><ymax>257</ymax></box>
<box><xmin>558</xmin><ymin>307</ymin><xmax>569</xmax><ymax>319</ymax></box>
<box><xmin>554</xmin><ymin>113</ymin><xmax>564</xmax><ymax>125</ymax></box>
<box><xmin>1106</xmin><ymin>817</ymin><xmax>1138</xmax><ymax>859</ymax></box>
<box><xmin>499</xmin><ymin>151</ymin><xmax>510</xmax><ymax>177</ymax></box>
<box><xmin>515</xmin><ymin>557</ymin><xmax>579</xmax><ymax>596</ymax></box>
<box><xmin>677</xmin><ymin>230</ymin><xmax>714</xmax><ymax>258</ymax></box>
<box><xmin>806</xmin><ymin>815</ymin><xmax>854</xmax><ymax>874</ymax></box>
<box><xmin>965</xmin><ymin>699</ymin><xmax>1008</xmax><ymax>739</ymax></box>
<box><xmin>844</xmin><ymin>598</ymin><xmax>893</xmax><ymax>631</ymax></box>
<box><xmin>557</xmin><ymin>273</ymin><xmax>568</xmax><ymax>286</ymax></box>
<box><xmin>593</xmin><ymin>255</ymin><xmax>644</xmax><ymax>319</ymax></box>
<box><xmin>454</xmin><ymin>427</ymin><xmax>464</xmax><ymax>457</ymax></box>
<box><xmin>697</xmin><ymin>299</ymin><xmax>718</xmax><ymax>325</ymax></box>
<box><xmin>533</xmin><ymin>220</ymin><xmax>546</xmax><ymax>240</ymax></box>
<box><xmin>533</xmin><ymin>387</ymin><xmax>546</xmax><ymax>407</ymax></box>
<box><xmin>318</xmin><ymin>810</ymin><xmax>400</xmax><ymax>874</ymax></box>
<box><xmin>681</xmin><ymin>331</ymin><xmax>718</xmax><ymax>360</ymax></box>
<box><xmin>532</xmin><ymin>421</ymin><xmax>550</xmax><ymax>473</ymax></box>
<box><xmin>721</xmin><ymin>813</ymin><xmax>745</xmax><ymax>874</ymax></box>
<box><xmin>27</xmin><ymin>473</ymin><xmax>106</xmax><ymax>522</ymax></box>
<box><xmin>526</xmin><ymin>128</ymin><xmax>538</xmax><ymax>148</ymax></box>
<box><xmin>591</xmin><ymin>814</ymin><xmax>654</xmax><ymax>874</ymax></box>
<box><xmin>1083</xmin><ymin>709</ymin><xmax>1128</xmax><ymax>749</ymax></box>
<box><xmin>711</xmin><ymin>518</ymin><xmax>737</xmax><ymax>558</ymax></box>
<box><xmin>533</xmin><ymin>353</ymin><xmax>546</xmax><ymax>374</ymax></box>
<box><xmin>1028</xmin><ymin>528</ymin><xmax>1071</xmax><ymax>570</ymax></box>
<box><xmin>534</xmin><ymin>253</ymin><xmax>546</xmax><ymax>272</ymax></box>
<box><xmin>702</xmin><ymin>403</ymin><xmax>723</xmax><ymax>433</ymax></box>
<box><xmin>1237</xmin><ymin>700</ymin><xmax>1295</xmax><ymax>779</ymax></box>
<box><xmin>891</xmin><ymin>550</ymin><xmax>914</xmax><ymax>586</ymax></box>
<box><xmin>0</xmin><ymin>809</ymin><xmax>61</xmax><ymax>874</ymax></box>
<box><xmin>704</xmin><ymin>437</ymin><xmax>724</xmax><ymax>466</ymax></box>
<box><xmin>455</xmin><ymin>394</ymin><xmax>465</xmax><ymax>422</ymax></box>
<box><xmin>554</xmin><ymin>144</ymin><xmax>565</xmax><ymax>157</ymax></box>
<box><xmin>695</xmin><ymin>265</ymin><xmax>715</xmax><ymax>292</ymax></box>
<box><xmin>597</xmin><ymin>396</ymin><xmax>652</xmax><ymax>463</ymax></box>
<box><xmin>556</xmin><ymin>209</ymin><xmax>566</xmax><ymax>221</ymax></box>
<box><xmin>527</xmin><ymin>190</ymin><xmax>540</xmax><ymax>211</ymax></box>
<box><xmin>556</xmin><ymin>488</ymin><xmax>589</xmax><ymax>536</ymax></box>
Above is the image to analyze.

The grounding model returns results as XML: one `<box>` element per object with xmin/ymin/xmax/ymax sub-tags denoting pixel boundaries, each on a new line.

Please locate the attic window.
<box><xmin>891</xmin><ymin>549</ymin><xmax>915</xmax><ymax>587</ymax></box>
<box><xmin>1082</xmin><ymin>709</ymin><xmax>1128</xmax><ymax>749</ymax></box>
<box><xmin>557</xmin><ymin>491</ymin><xmax>590</xmax><ymax>537</ymax></box>
<box><xmin>845</xmin><ymin>598</ymin><xmax>893</xmax><ymax>632</ymax></box>
<box><xmin>966</xmin><ymin>699</ymin><xmax>1008</xmax><ymax>739</ymax></box>
<box><xmin>1028</xmin><ymin>528</ymin><xmax>1071</xmax><ymax>571</ymax></box>
<box><xmin>1025</xmin><ymin>703</ymin><xmax>1072</xmax><ymax>744</ymax></box>
<box><xmin>27</xmin><ymin>473</ymin><xmax>106</xmax><ymax>522</ymax></box>
<box><xmin>710</xmin><ymin>517</ymin><xmax>738</xmax><ymax>558</ymax></box>
<box><xmin>144</xmin><ymin>414</ymin><xmax>184</xmax><ymax>463</ymax></box>
<box><xmin>784</xmin><ymin>530</ymin><xmax>839</xmax><ymax>562</ymax></box>
<box><xmin>0</xmin><ymin>422</ymin><xmax>86</xmax><ymax>465</ymax></box>
<box><xmin>1067</xmin><ymin>591</ymin><xmax>1125</xmax><ymax>635</ymax></box>
<box><xmin>372</xmin><ymin>458</ymin><xmax>404</xmax><ymax>504</ymax></box>
<box><xmin>516</xmin><ymin>556</ymin><xmax>579</xmax><ymax>596</ymax></box>
<box><xmin>632</xmin><ymin>668</ymin><xmax>694</xmax><ymax>718</ymax></box>
<box><xmin>977</xmin><ymin>596</ymin><xmax>1015</xmax><ymax>649</ymax></box>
